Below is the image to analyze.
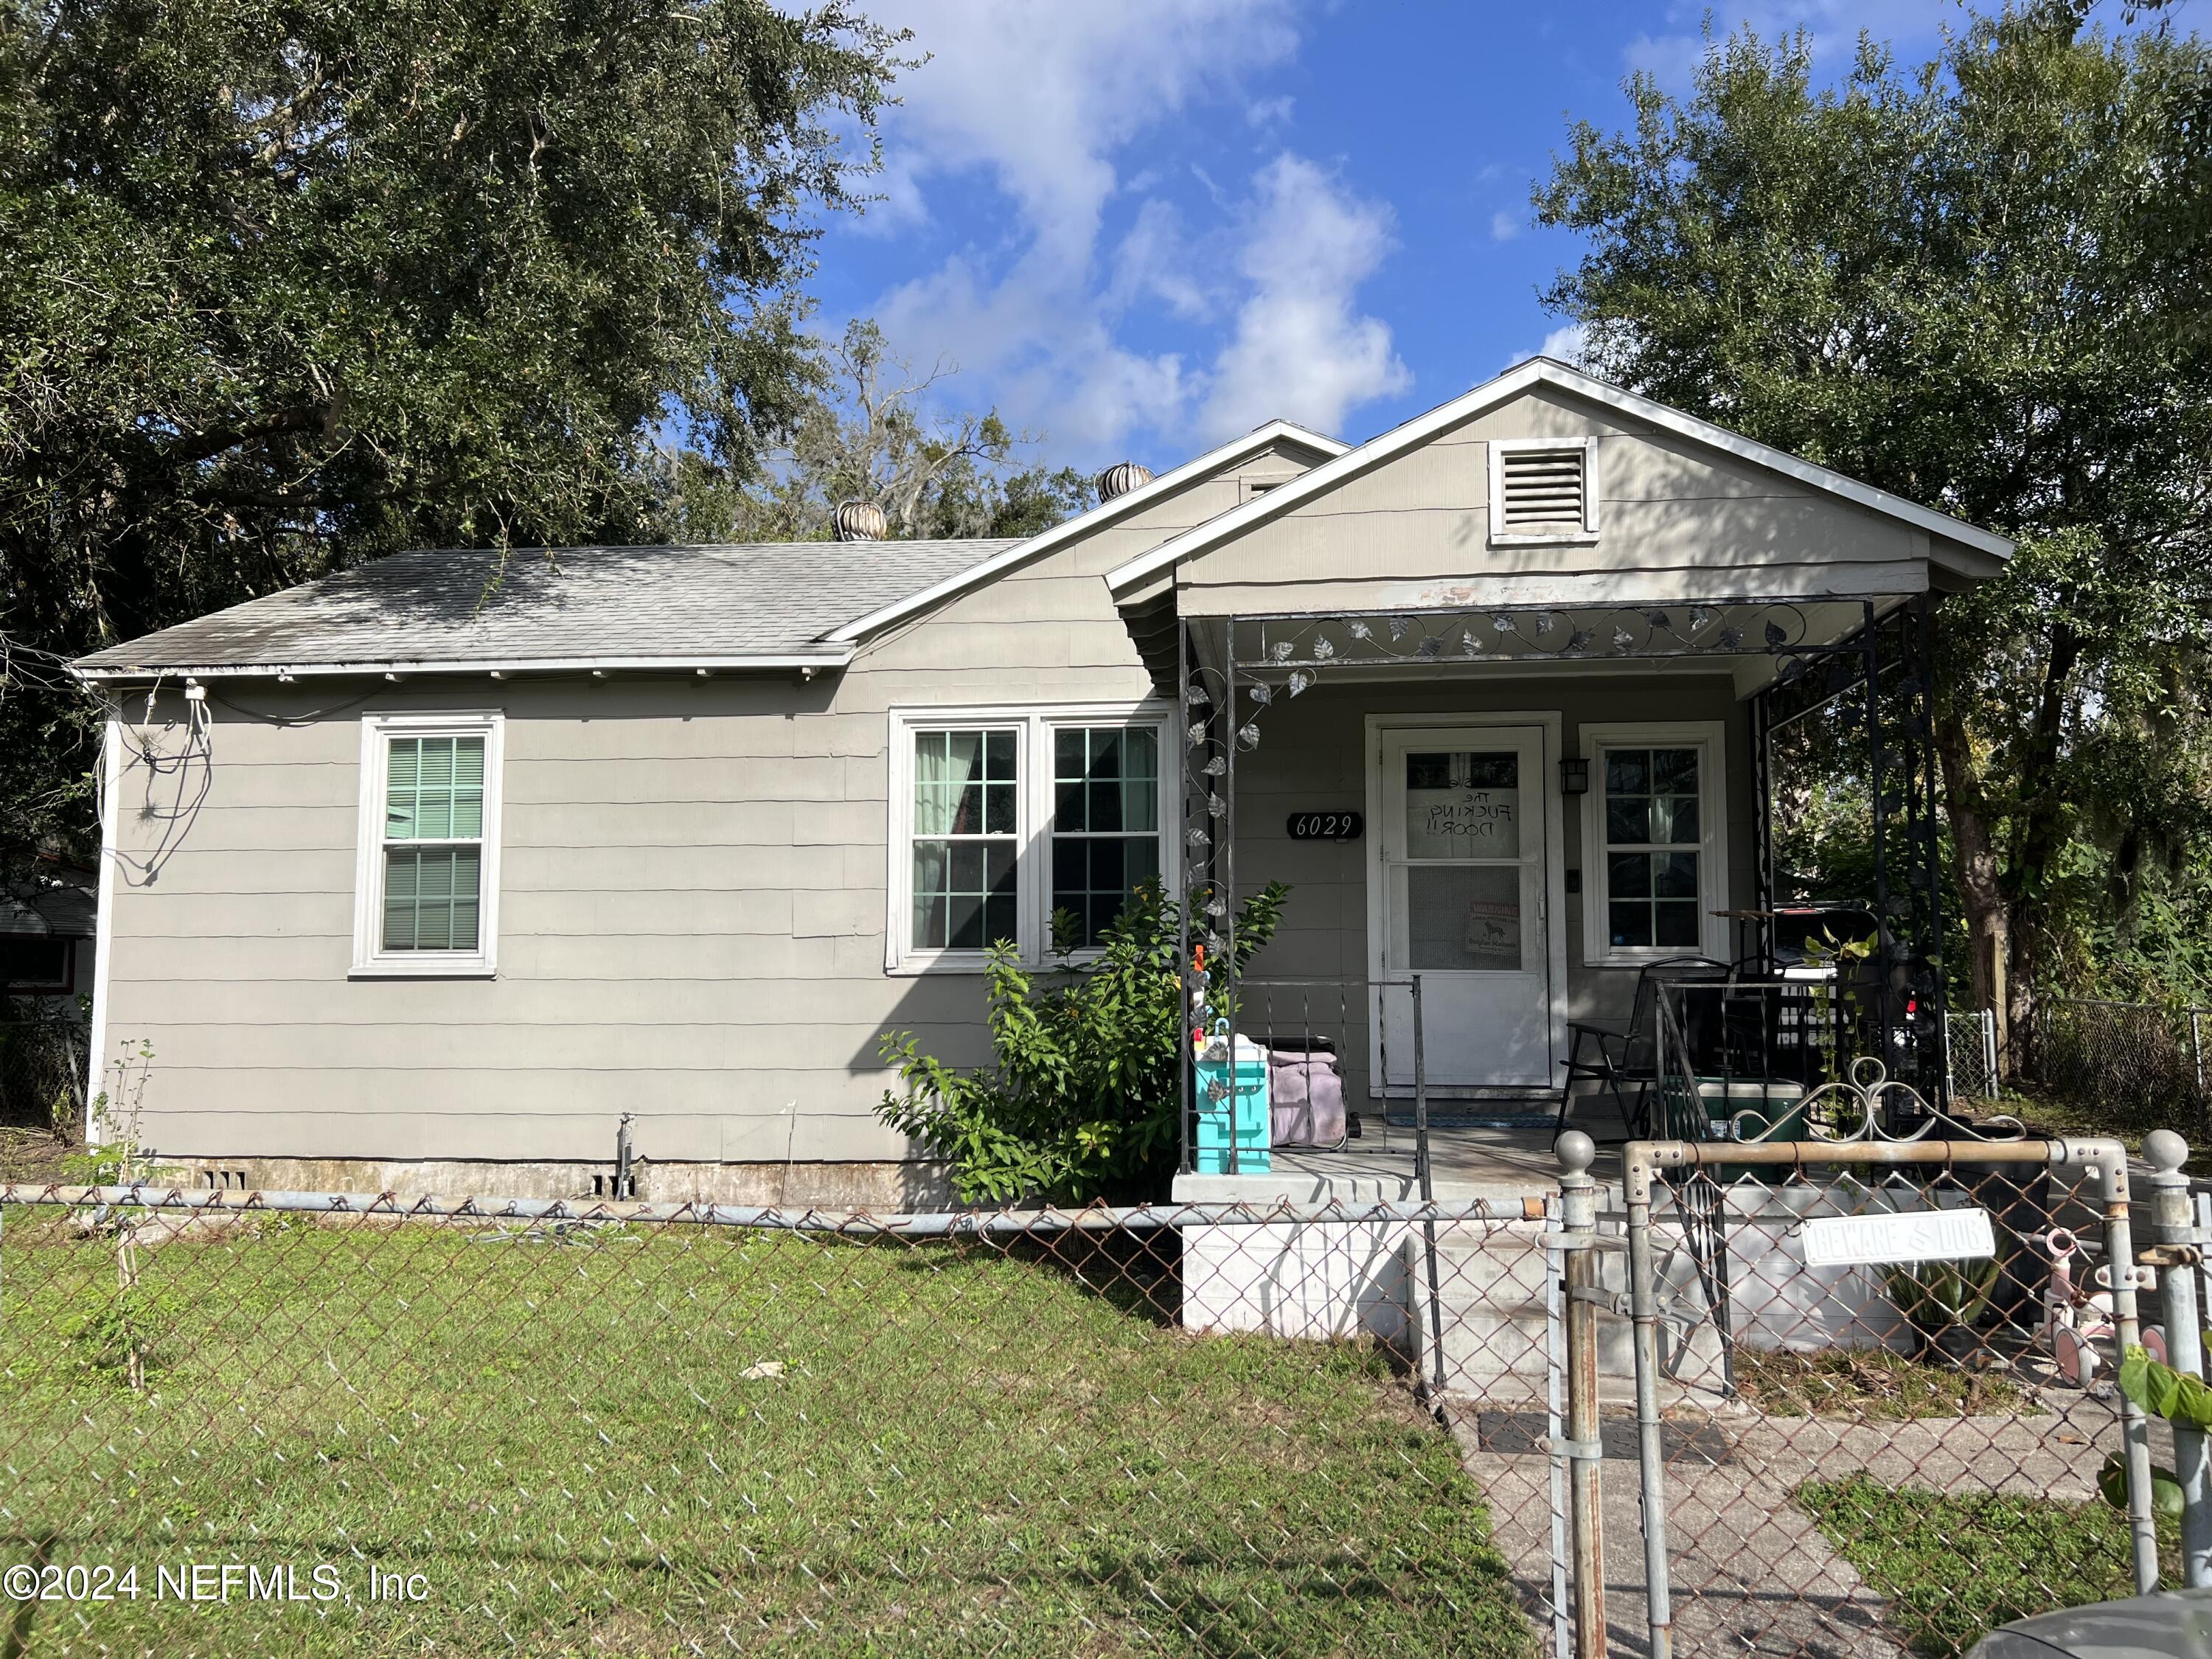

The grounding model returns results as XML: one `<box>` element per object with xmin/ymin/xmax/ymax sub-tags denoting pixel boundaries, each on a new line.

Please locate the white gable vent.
<box><xmin>1489</xmin><ymin>437</ymin><xmax>1599</xmax><ymax>545</ymax></box>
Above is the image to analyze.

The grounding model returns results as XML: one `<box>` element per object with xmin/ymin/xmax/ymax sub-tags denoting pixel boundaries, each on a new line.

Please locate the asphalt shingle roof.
<box><xmin>72</xmin><ymin>539</ymin><xmax>1025</xmax><ymax>673</ymax></box>
<box><xmin>1</xmin><ymin>880</ymin><xmax>97</xmax><ymax>939</ymax></box>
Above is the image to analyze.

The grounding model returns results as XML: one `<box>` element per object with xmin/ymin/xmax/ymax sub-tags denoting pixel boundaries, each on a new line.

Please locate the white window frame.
<box><xmin>352</xmin><ymin>710</ymin><xmax>504</xmax><ymax>978</ymax></box>
<box><xmin>1487</xmin><ymin>435</ymin><xmax>1601</xmax><ymax>547</ymax></box>
<box><xmin>0</xmin><ymin>935</ymin><xmax>74</xmax><ymax>991</ymax></box>
<box><xmin>1579</xmin><ymin>720</ymin><xmax>1729</xmax><ymax>967</ymax></box>
<box><xmin>886</xmin><ymin>702</ymin><xmax>1175</xmax><ymax>975</ymax></box>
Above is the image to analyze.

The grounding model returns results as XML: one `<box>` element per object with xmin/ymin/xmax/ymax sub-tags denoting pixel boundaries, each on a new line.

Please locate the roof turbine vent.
<box><xmin>1095</xmin><ymin>462</ymin><xmax>1154</xmax><ymax>502</ymax></box>
<box><xmin>832</xmin><ymin>500</ymin><xmax>888</xmax><ymax>542</ymax></box>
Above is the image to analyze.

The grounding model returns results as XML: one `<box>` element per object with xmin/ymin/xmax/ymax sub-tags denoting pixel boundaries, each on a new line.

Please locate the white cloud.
<box><xmin>872</xmin><ymin>246</ymin><xmax>1195</xmax><ymax>449</ymax></box>
<box><xmin>1107</xmin><ymin>199</ymin><xmax>1209</xmax><ymax>321</ymax></box>
<box><xmin>847</xmin><ymin>1</ymin><xmax>1408</xmax><ymax>456</ymax></box>
<box><xmin>1538</xmin><ymin>323</ymin><xmax>1588</xmax><ymax>364</ymax></box>
<box><xmin>866</xmin><ymin>1</ymin><xmax>1301</xmax><ymax>271</ymax></box>
<box><xmin>1489</xmin><ymin>209</ymin><xmax>1522</xmax><ymax>243</ymax></box>
<box><xmin>847</xmin><ymin>146</ymin><xmax>931</xmax><ymax>239</ymax></box>
<box><xmin>1505</xmin><ymin>322</ymin><xmax>1588</xmax><ymax>372</ymax></box>
<box><xmin>1197</xmin><ymin>155</ymin><xmax>1411</xmax><ymax>443</ymax></box>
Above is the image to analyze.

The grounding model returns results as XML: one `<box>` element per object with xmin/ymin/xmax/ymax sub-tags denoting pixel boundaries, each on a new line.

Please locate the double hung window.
<box><xmin>1050</xmin><ymin>726</ymin><xmax>1161</xmax><ymax>949</ymax></box>
<box><xmin>910</xmin><ymin>729</ymin><xmax>1020</xmax><ymax>952</ymax></box>
<box><xmin>354</xmin><ymin>713</ymin><xmax>503</xmax><ymax>975</ymax></box>
<box><xmin>891</xmin><ymin>708</ymin><xmax>1169</xmax><ymax>970</ymax></box>
<box><xmin>1579</xmin><ymin>723</ymin><xmax>1725</xmax><ymax>966</ymax></box>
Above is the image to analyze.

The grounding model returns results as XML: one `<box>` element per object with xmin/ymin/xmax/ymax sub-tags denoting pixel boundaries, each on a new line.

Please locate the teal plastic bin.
<box><xmin>1194</xmin><ymin>1034</ymin><xmax>1271</xmax><ymax>1174</ymax></box>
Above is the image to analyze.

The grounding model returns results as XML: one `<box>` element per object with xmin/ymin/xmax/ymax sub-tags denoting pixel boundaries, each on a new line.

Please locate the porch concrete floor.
<box><xmin>1176</xmin><ymin>1099</ymin><xmax>1630</xmax><ymax>1206</ymax></box>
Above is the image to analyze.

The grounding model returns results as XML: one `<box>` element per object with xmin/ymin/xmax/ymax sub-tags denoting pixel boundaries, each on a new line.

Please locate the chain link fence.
<box><xmin>2023</xmin><ymin>996</ymin><xmax>2211</xmax><ymax>1138</ymax></box>
<box><xmin>0</xmin><ymin>1186</ymin><xmax>1571</xmax><ymax>1658</ymax></box>
<box><xmin>1599</xmin><ymin>1130</ymin><xmax>2160</xmax><ymax>1658</ymax></box>
<box><xmin>0</xmin><ymin>1009</ymin><xmax>83</xmax><ymax>1132</ymax></box>
<box><xmin>1946</xmin><ymin>1008</ymin><xmax>2000</xmax><ymax>1103</ymax></box>
<box><xmin>4</xmin><ymin>1132</ymin><xmax>2199</xmax><ymax>1658</ymax></box>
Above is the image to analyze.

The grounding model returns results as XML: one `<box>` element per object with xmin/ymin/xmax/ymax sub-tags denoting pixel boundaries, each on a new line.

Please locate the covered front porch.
<box><xmin>1150</xmin><ymin>594</ymin><xmax>1948</xmax><ymax>1204</ymax></box>
<box><xmin>1085</xmin><ymin>359</ymin><xmax>2006</xmax><ymax>1220</ymax></box>
<box><xmin>1093</xmin><ymin>359</ymin><xmax>2015</xmax><ymax>1408</ymax></box>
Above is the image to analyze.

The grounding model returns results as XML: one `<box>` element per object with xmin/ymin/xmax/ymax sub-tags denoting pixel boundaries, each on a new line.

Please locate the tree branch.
<box><xmin>153</xmin><ymin>405</ymin><xmax>328</xmax><ymax>469</ymax></box>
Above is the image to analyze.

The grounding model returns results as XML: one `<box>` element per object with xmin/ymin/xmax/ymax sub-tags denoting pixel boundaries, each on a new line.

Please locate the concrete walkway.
<box><xmin>1450</xmin><ymin>1384</ymin><xmax>2151</xmax><ymax>1658</ymax></box>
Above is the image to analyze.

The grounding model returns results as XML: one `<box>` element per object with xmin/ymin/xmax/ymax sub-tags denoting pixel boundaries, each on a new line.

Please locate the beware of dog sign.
<box><xmin>1798</xmin><ymin>1208</ymin><xmax>1996</xmax><ymax>1268</ymax></box>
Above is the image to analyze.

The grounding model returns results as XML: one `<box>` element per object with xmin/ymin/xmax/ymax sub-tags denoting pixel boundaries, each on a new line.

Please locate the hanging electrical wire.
<box><xmin>111</xmin><ymin>675</ymin><xmax>216</xmax><ymax>884</ymax></box>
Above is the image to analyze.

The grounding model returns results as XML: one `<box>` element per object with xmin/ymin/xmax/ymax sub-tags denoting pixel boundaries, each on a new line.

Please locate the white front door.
<box><xmin>1371</xmin><ymin>725</ymin><xmax>1554</xmax><ymax>1090</ymax></box>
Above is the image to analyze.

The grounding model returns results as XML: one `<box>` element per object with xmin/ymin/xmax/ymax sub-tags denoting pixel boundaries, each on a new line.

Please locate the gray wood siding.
<box><xmin>1176</xmin><ymin>386</ymin><xmax>1932</xmax><ymax>616</ymax></box>
<box><xmin>98</xmin><ymin>442</ymin><xmax>1331</xmax><ymax>1167</ymax></box>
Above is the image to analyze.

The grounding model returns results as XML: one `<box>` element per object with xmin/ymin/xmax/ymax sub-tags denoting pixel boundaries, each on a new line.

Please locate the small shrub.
<box><xmin>66</xmin><ymin>1258</ymin><xmax>181</xmax><ymax>1388</ymax></box>
<box><xmin>1885</xmin><ymin>1249</ymin><xmax>2000</xmax><ymax>1357</ymax></box>
<box><xmin>877</xmin><ymin>880</ymin><xmax>1287</xmax><ymax>1205</ymax></box>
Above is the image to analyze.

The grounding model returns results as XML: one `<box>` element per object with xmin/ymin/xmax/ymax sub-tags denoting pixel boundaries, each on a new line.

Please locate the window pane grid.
<box><xmin>379</xmin><ymin>734</ymin><xmax>488</xmax><ymax>956</ymax></box>
<box><xmin>386</xmin><ymin>736</ymin><xmax>484</xmax><ymax>843</ymax></box>
<box><xmin>1601</xmin><ymin>745</ymin><xmax>1702</xmax><ymax>951</ymax></box>
<box><xmin>382</xmin><ymin>847</ymin><xmax>482</xmax><ymax>952</ymax></box>
<box><xmin>1051</xmin><ymin>725</ymin><xmax>1161</xmax><ymax>949</ymax></box>
<box><xmin>911</xmin><ymin>728</ymin><xmax>1021</xmax><ymax>952</ymax></box>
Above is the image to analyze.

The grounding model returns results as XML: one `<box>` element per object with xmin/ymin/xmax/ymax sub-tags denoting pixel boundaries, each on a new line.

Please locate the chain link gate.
<box><xmin>1557</xmin><ymin>1066</ymin><xmax>2169</xmax><ymax>1659</ymax></box>
<box><xmin>0</xmin><ymin>1182</ymin><xmax>1590</xmax><ymax>1657</ymax></box>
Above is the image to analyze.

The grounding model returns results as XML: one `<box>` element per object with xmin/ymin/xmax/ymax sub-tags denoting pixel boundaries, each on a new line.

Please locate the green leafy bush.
<box><xmin>876</xmin><ymin>881</ymin><xmax>1288</xmax><ymax>1206</ymax></box>
<box><xmin>2118</xmin><ymin>1340</ymin><xmax>2212</xmax><ymax>1433</ymax></box>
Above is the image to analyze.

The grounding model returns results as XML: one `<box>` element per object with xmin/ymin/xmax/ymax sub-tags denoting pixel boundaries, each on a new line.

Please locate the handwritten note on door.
<box><xmin>1403</xmin><ymin>751</ymin><xmax>1520</xmax><ymax>860</ymax></box>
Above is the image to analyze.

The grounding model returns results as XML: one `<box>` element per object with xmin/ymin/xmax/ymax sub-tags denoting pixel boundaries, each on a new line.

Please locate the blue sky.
<box><xmin>804</xmin><ymin>0</ymin><xmax>2199</xmax><ymax>473</ymax></box>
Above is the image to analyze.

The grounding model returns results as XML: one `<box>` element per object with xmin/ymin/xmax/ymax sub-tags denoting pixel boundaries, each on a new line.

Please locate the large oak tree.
<box><xmin>0</xmin><ymin>0</ymin><xmax>899</xmax><ymax>869</ymax></box>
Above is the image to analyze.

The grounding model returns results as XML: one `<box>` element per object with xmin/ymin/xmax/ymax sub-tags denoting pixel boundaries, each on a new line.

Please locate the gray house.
<box><xmin>72</xmin><ymin>359</ymin><xmax>2011</xmax><ymax>1205</ymax></box>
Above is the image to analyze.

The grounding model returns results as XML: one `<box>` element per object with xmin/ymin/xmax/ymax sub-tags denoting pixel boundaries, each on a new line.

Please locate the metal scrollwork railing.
<box><xmin>1725</xmin><ymin>1056</ymin><xmax>2026</xmax><ymax>1147</ymax></box>
<box><xmin>1237</xmin><ymin>601</ymin><xmax>1829</xmax><ymax>676</ymax></box>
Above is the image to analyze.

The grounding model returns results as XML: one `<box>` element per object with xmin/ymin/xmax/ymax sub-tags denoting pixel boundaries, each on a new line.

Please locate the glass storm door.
<box><xmin>1375</xmin><ymin>726</ymin><xmax>1551</xmax><ymax>1089</ymax></box>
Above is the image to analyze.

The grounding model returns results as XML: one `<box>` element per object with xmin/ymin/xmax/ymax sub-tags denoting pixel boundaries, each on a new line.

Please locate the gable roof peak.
<box><xmin>817</xmin><ymin>416</ymin><xmax>1347</xmax><ymax>644</ymax></box>
<box><xmin>1103</xmin><ymin>356</ymin><xmax>2012</xmax><ymax>597</ymax></box>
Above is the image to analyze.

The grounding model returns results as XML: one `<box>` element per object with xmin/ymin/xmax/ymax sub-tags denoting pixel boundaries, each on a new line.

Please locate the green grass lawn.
<box><xmin>1798</xmin><ymin>1473</ymin><xmax>2172</xmax><ymax>1657</ymax></box>
<box><xmin>0</xmin><ymin>1212</ymin><xmax>1533</xmax><ymax>1658</ymax></box>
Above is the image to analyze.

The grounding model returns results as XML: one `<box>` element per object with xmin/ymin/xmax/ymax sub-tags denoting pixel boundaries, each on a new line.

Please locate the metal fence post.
<box><xmin>2077</xmin><ymin>1138</ymin><xmax>2162</xmax><ymax>1594</ymax></box>
<box><xmin>1413</xmin><ymin>978</ymin><xmax>1447</xmax><ymax>1401</ymax></box>
<box><xmin>2146</xmin><ymin>1130</ymin><xmax>2212</xmax><ymax>1587</ymax></box>
<box><xmin>2192</xmin><ymin>1010</ymin><xmax>2207</xmax><ymax>1135</ymax></box>
<box><xmin>1412</xmin><ymin>974</ymin><xmax>1431</xmax><ymax>1198</ymax></box>
<box><xmin>1555</xmin><ymin>1130</ymin><xmax>1606</xmax><ymax>1659</ymax></box>
<box><xmin>1623</xmin><ymin>1144</ymin><xmax>1673</xmax><ymax>1659</ymax></box>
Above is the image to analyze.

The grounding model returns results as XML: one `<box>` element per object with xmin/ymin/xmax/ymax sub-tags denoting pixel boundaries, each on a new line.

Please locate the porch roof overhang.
<box><xmin>1106</xmin><ymin>360</ymin><xmax>2012</xmax><ymax>702</ymax></box>
<box><xmin>1140</xmin><ymin>594</ymin><xmax>1916</xmax><ymax>703</ymax></box>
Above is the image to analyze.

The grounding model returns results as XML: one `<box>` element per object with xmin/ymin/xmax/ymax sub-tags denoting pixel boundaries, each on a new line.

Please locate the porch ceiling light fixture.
<box><xmin>1559</xmin><ymin>757</ymin><xmax>1590</xmax><ymax>796</ymax></box>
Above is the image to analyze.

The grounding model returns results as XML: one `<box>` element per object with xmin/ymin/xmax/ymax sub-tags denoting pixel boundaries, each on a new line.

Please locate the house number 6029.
<box><xmin>1285</xmin><ymin>812</ymin><xmax>1363</xmax><ymax>842</ymax></box>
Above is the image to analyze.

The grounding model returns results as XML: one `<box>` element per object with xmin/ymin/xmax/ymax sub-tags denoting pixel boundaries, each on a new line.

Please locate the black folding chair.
<box><xmin>1554</xmin><ymin>956</ymin><xmax>1731</xmax><ymax>1142</ymax></box>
